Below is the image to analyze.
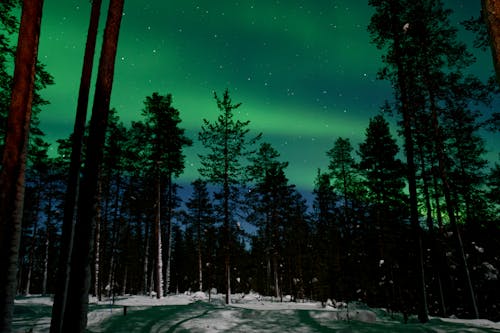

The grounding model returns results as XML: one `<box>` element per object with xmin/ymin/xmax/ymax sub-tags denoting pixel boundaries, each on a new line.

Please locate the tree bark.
<box><xmin>94</xmin><ymin>181</ymin><xmax>102</xmax><ymax>301</ymax></box>
<box><xmin>164</xmin><ymin>174</ymin><xmax>173</xmax><ymax>295</ymax></box>
<box><xmin>42</xmin><ymin>186</ymin><xmax>54</xmax><ymax>296</ymax></box>
<box><xmin>62</xmin><ymin>0</ymin><xmax>124</xmax><ymax>331</ymax></box>
<box><xmin>106</xmin><ymin>174</ymin><xmax>122</xmax><ymax>298</ymax></box>
<box><xmin>197</xmin><ymin>201</ymin><xmax>203</xmax><ymax>291</ymax></box>
<box><xmin>155</xmin><ymin>165</ymin><xmax>163</xmax><ymax>298</ymax></box>
<box><xmin>143</xmin><ymin>217</ymin><xmax>150</xmax><ymax>294</ymax></box>
<box><xmin>50</xmin><ymin>1</ymin><xmax>102</xmax><ymax>332</ymax></box>
<box><xmin>25</xmin><ymin>199</ymin><xmax>40</xmax><ymax>296</ymax></box>
<box><xmin>0</xmin><ymin>1</ymin><xmax>43</xmax><ymax>331</ymax></box>
<box><xmin>483</xmin><ymin>0</ymin><xmax>500</xmax><ymax>84</ymax></box>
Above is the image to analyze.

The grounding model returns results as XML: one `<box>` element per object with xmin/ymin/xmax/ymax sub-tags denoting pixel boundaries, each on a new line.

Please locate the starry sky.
<box><xmin>35</xmin><ymin>0</ymin><xmax>498</xmax><ymax>191</ymax></box>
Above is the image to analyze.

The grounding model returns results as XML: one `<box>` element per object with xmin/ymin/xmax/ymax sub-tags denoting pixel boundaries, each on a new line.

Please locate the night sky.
<box><xmin>35</xmin><ymin>0</ymin><xmax>498</xmax><ymax>191</ymax></box>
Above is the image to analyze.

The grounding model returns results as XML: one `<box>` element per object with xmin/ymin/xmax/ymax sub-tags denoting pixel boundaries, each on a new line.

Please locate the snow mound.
<box><xmin>192</xmin><ymin>291</ymin><xmax>208</xmax><ymax>300</ymax></box>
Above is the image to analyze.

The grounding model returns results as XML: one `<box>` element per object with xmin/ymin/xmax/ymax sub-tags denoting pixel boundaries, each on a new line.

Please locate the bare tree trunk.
<box><xmin>42</xmin><ymin>225</ymin><xmax>49</xmax><ymax>296</ymax></box>
<box><xmin>26</xmin><ymin>210</ymin><xmax>39</xmax><ymax>295</ymax></box>
<box><xmin>272</xmin><ymin>253</ymin><xmax>280</xmax><ymax>299</ymax></box>
<box><xmin>94</xmin><ymin>182</ymin><xmax>102</xmax><ymax>301</ymax></box>
<box><xmin>0</xmin><ymin>1</ymin><xmax>43</xmax><ymax>331</ymax></box>
<box><xmin>224</xmin><ymin>181</ymin><xmax>231</xmax><ymax>304</ymax></box>
<box><xmin>50</xmin><ymin>1</ymin><xmax>102</xmax><ymax>332</ymax></box>
<box><xmin>223</xmin><ymin>144</ymin><xmax>231</xmax><ymax>304</ymax></box>
<box><xmin>42</xmin><ymin>191</ymin><xmax>54</xmax><ymax>296</ymax></box>
<box><xmin>149</xmin><ymin>258</ymin><xmax>155</xmax><ymax>296</ymax></box>
<box><xmin>266</xmin><ymin>251</ymin><xmax>271</xmax><ymax>295</ymax></box>
<box><xmin>62</xmin><ymin>0</ymin><xmax>124</xmax><ymax>331</ymax></box>
<box><xmin>164</xmin><ymin>223</ymin><xmax>171</xmax><ymax>295</ymax></box>
<box><xmin>164</xmin><ymin>174</ymin><xmax>172</xmax><ymax>295</ymax></box>
<box><xmin>122</xmin><ymin>266</ymin><xmax>127</xmax><ymax>295</ymax></box>
<box><xmin>143</xmin><ymin>218</ymin><xmax>150</xmax><ymax>295</ymax></box>
<box><xmin>155</xmin><ymin>166</ymin><xmax>163</xmax><ymax>298</ymax></box>
<box><xmin>106</xmin><ymin>175</ymin><xmax>122</xmax><ymax>298</ymax></box>
<box><xmin>197</xmin><ymin>208</ymin><xmax>203</xmax><ymax>291</ymax></box>
<box><xmin>483</xmin><ymin>0</ymin><xmax>500</xmax><ymax>84</ymax></box>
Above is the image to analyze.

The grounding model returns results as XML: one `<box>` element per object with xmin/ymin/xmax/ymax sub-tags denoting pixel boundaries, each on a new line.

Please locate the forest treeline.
<box><xmin>1</xmin><ymin>0</ymin><xmax>500</xmax><ymax>332</ymax></box>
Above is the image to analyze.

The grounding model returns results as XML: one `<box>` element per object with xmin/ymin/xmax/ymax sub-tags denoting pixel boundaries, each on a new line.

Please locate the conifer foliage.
<box><xmin>198</xmin><ymin>89</ymin><xmax>261</xmax><ymax>304</ymax></box>
<box><xmin>1</xmin><ymin>1</ymin><xmax>500</xmax><ymax>331</ymax></box>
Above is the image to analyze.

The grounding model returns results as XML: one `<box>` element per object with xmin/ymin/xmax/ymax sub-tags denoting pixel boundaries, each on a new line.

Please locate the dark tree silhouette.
<box><xmin>247</xmin><ymin>142</ymin><xmax>290</xmax><ymax>298</ymax></box>
<box><xmin>62</xmin><ymin>0</ymin><xmax>124</xmax><ymax>331</ymax></box>
<box><xmin>140</xmin><ymin>92</ymin><xmax>192</xmax><ymax>297</ymax></box>
<box><xmin>0</xmin><ymin>0</ymin><xmax>44</xmax><ymax>332</ymax></box>
<box><xmin>368</xmin><ymin>0</ymin><xmax>429</xmax><ymax>322</ymax></box>
<box><xmin>50</xmin><ymin>1</ymin><xmax>102</xmax><ymax>332</ymax></box>
<box><xmin>198</xmin><ymin>89</ymin><xmax>260</xmax><ymax>304</ymax></box>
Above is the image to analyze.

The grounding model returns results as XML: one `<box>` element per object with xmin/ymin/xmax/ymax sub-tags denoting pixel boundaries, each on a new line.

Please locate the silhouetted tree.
<box><xmin>368</xmin><ymin>0</ymin><xmax>429</xmax><ymax>322</ymax></box>
<box><xmin>311</xmin><ymin>170</ymin><xmax>341</xmax><ymax>302</ymax></box>
<box><xmin>358</xmin><ymin>114</ymin><xmax>407</xmax><ymax>309</ymax></box>
<box><xmin>62</xmin><ymin>0</ymin><xmax>124</xmax><ymax>331</ymax></box>
<box><xmin>198</xmin><ymin>89</ymin><xmax>260</xmax><ymax>304</ymax></box>
<box><xmin>137</xmin><ymin>92</ymin><xmax>192</xmax><ymax>297</ymax></box>
<box><xmin>50</xmin><ymin>1</ymin><xmax>102</xmax><ymax>331</ymax></box>
<box><xmin>0</xmin><ymin>1</ymin><xmax>44</xmax><ymax>331</ymax></box>
<box><xmin>247</xmin><ymin>142</ymin><xmax>290</xmax><ymax>298</ymax></box>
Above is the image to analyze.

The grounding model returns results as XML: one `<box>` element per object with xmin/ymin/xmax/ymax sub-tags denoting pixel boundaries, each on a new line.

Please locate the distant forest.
<box><xmin>1</xmin><ymin>0</ymin><xmax>500</xmax><ymax>332</ymax></box>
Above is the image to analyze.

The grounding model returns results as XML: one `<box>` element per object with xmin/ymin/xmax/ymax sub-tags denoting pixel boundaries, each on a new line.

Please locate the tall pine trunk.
<box><xmin>106</xmin><ymin>174</ymin><xmax>122</xmax><ymax>298</ymax></box>
<box><xmin>42</xmin><ymin>190</ymin><xmax>54</xmax><ymax>296</ymax></box>
<box><xmin>417</xmin><ymin>145</ymin><xmax>447</xmax><ymax>317</ymax></box>
<box><xmin>197</xmin><ymin>204</ymin><xmax>203</xmax><ymax>291</ymax></box>
<box><xmin>93</xmin><ymin>181</ymin><xmax>103</xmax><ymax>300</ymax></box>
<box><xmin>391</xmin><ymin>3</ymin><xmax>428</xmax><ymax>321</ymax></box>
<box><xmin>483</xmin><ymin>0</ymin><xmax>500</xmax><ymax>84</ymax></box>
<box><xmin>25</xmin><ymin>203</ymin><xmax>40</xmax><ymax>295</ymax></box>
<box><xmin>143</xmin><ymin>217</ymin><xmax>150</xmax><ymax>294</ymax></box>
<box><xmin>50</xmin><ymin>1</ymin><xmax>102</xmax><ymax>331</ymax></box>
<box><xmin>0</xmin><ymin>1</ymin><xmax>43</xmax><ymax>331</ymax></box>
<box><xmin>223</xmin><ymin>168</ymin><xmax>231</xmax><ymax>304</ymax></box>
<box><xmin>62</xmin><ymin>0</ymin><xmax>123</xmax><ymax>331</ymax></box>
<box><xmin>272</xmin><ymin>253</ymin><xmax>280</xmax><ymax>299</ymax></box>
<box><xmin>164</xmin><ymin>174</ymin><xmax>173</xmax><ymax>295</ymax></box>
<box><xmin>154</xmin><ymin>165</ymin><xmax>163</xmax><ymax>298</ymax></box>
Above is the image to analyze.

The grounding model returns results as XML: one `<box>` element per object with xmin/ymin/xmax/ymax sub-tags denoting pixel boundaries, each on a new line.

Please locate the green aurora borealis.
<box><xmin>33</xmin><ymin>0</ymin><xmax>498</xmax><ymax>190</ymax></box>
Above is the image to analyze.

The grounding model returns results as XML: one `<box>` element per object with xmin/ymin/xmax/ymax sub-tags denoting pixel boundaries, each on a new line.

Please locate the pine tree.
<box><xmin>247</xmin><ymin>142</ymin><xmax>290</xmax><ymax>299</ymax></box>
<box><xmin>326</xmin><ymin>137</ymin><xmax>363</xmax><ymax>234</ymax></box>
<box><xmin>358</xmin><ymin>114</ymin><xmax>408</xmax><ymax>309</ymax></box>
<box><xmin>138</xmin><ymin>92</ymin><xmax>192</xmax><ymax>297</ymax></box>
<box><xmin>441</xmin><ymin>73</ymin><xmax>491</xmax><ymax>231</ymax></box>
<box><xmin>312</xmin><ymin>170</ymin><xmax>341</xmax><ymax>302</ymax></box>
<box><xmin>368</xmin><ymin>0</ymin><xmax>429</xmax><ymax>322</ymax></box>
<box><xmin>198</xmin><ymin>89</ymin><xmax>260</xmax><ymax>304</ymax></box>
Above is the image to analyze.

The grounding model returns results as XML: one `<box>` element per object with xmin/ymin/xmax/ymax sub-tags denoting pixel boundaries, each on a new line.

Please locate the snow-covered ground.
<box><xmin>13</xmin><ymin>292</ymin><xmax>500</xmax><ymax>332</ymax></box>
